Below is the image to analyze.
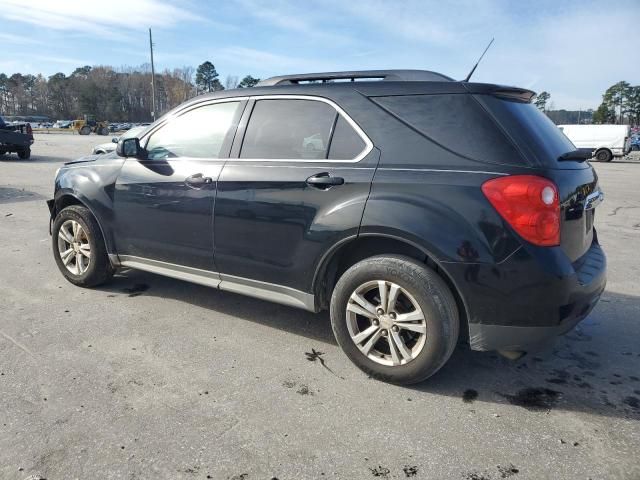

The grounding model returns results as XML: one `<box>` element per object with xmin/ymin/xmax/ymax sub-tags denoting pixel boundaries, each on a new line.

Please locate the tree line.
<box><xmin>534</xmin><ymin>81</ymin><xmax>640</xmax><ymax>125</ymax></box>
<box><xmin>0</xmin><ymin>61</ymin><xmax>260</xmax><ymax>122</ymax></box>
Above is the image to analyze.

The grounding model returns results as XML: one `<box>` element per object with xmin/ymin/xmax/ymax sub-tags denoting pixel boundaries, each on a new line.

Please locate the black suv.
<box><xmin>48</xmin><ymin>70</ymin><xmax>606</xmax><ymax>384</ymax></box>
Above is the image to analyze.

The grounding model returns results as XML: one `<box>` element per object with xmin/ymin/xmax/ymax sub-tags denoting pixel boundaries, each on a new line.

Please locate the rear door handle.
<box><xmin>185</xmin><ymin>173</ymin><xmax>213</xmax><ymax>189</ymax></box>
<box><xmin>306</xmin><ymin>172</ymin><xmax>344</xmax><ymax>189</ymax></box>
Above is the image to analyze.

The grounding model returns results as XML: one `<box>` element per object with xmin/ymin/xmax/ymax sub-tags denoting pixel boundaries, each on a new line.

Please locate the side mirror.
<box><xmin>111</xmin><ymin>137</ymin><xmax>119</xmax><ymax>143</ymax></box>
<box><xmin>116</xmin><ymin>137</ymin><xmax>146</xmax><ymax>159</ymax></box>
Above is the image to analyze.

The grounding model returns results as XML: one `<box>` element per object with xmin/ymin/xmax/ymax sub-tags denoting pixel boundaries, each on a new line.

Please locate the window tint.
<box><xmin>145</xmin><ymin>102</ymin><xmax>240</xmax><ymax>160</ymax></box>
<box><xmin>477</xmin><ymin>95</ymin><xmax>578</xmax><ymax>167</ymax></box>
<box><xmin>328</xmin><ymin>115</ymin><xmax>366</xmax><ymax>159</ymax></box>
<box><xmin>372</xmin><ymin>94</ymin><xmax>523</xmax><ymax>165</ymax></box>
<box><xmin>240</xmin><ymin>99</ymin><xmax>336</xmax><ymax>159</ymax></box>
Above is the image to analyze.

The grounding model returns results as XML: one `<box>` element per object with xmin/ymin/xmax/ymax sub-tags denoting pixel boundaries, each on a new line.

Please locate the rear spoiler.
<box><xmin>462</xmin><ymin>83</ymin><xmax>536</xmax><ymax>103</ymax></box>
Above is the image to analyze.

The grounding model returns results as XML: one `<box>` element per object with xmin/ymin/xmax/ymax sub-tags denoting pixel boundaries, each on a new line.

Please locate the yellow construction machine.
<box><xmin>72</xmin><ymin>115</ymin><xmax>109</xmax><ymax>135</ymax></box>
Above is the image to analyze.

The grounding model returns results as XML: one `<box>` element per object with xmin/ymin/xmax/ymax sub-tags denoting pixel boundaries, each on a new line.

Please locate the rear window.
<box><xmin>476</xmin><ymin>95</ymin><xmax>578</xmax><ymax>167</ymax></box>
<box><xmin>372</xmin><ymin>94</ymin><xmax>524</xmax><ymax>165</ymax></box>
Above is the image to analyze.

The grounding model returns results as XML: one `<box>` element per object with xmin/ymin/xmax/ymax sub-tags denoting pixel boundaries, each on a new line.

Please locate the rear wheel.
<box><xmin>330</xmin><ymin>255</ymin><xmax>459</xmax><ymax>384</ymax></box>
<box><xmin>99</xmin><ymin>127</ymin><xmax>109</xmax><ymax>136</ymax></box>
<box><xmin>17</xmin><ymin>148</ymin><xmax>30</xmax><ymax>159</ymax></box>
<box><xmin>52</xmin><ymin>205</ymin><xmax>114</xmax><ymax>287</ymax></box>
<box><xmin>595</xmin><ymin>149</ymin><xmax>612</xmax><ymax>162</ymax></box>
<box><xmin>79</xmin><ymin>125</ymin><xmax>91</xmax><ymax>135</ymax></box>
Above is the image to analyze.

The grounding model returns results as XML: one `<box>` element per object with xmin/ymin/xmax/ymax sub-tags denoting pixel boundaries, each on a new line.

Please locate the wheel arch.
<box><xmin>313</xmin><ymin>233</ymin><xmax>470</xmax><ymax>339</ymax></box>
<box><xmin>53</xmin><ymin>192</ymin><xmax>112</xmax><ymax>255</ymax></box>
<box><xmin>594</xmin><ymin>147</ymin><xmax>613</xmax><ymax>161</ymax></box>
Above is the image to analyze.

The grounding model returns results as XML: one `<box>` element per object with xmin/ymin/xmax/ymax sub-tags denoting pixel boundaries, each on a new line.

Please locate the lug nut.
<box><xmin>392</xmin><ymin>325</ymin><xmax>399</xmax><ymax>333</ymax></box>
<box><xmin>381</xmin><ymin>329</ymin><xmax>388</xmax><ymax>336</ymax></box>
<box><xmin>389</xmin><ymin>312</ymin><xmax>396</xmax><ymax>320</ymax></box>
<box><xmin>372</xmin><ymin>319</ymin><xmax>379</xmax><ymax>326</ymax></box>
<box><xmin>376</xmin><ymin>308</ymin><xmax>384</xmax><ymax>315</ymax></box>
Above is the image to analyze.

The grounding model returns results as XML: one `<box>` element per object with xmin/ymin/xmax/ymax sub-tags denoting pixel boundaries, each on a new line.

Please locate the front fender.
<box><xmin>53</xmin><ymin>160</ymin><xmax>124</xmax><ymax>253</ymax></box>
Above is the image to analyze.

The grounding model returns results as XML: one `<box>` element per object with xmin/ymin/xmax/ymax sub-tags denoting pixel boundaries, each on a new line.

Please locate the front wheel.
<box><xmin>52</xmin><ymin>205</ymin><xmax>114</xmax><ymax>287</ymax></box>
<box><xmin>330</xmin><ymin>255</ymin><xmax>459</xmax><ymax>385</ymax></box>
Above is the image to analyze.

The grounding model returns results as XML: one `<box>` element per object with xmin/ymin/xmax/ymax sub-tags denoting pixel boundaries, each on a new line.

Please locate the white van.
<box><xmin>558</xmin><ymin>124</ymin><xmax>631</xmax><ymax>162</ymax></box>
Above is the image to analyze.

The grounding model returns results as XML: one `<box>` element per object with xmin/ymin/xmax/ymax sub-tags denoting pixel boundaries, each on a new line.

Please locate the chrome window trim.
<box><xmin>229</xmin><ymin>94</ymin><xmax>374</xmax><ymax>164</ymax></box>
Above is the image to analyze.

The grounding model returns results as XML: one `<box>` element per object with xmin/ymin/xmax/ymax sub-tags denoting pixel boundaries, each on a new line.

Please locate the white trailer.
<box><xmin>558</xmin><ymin>124</ymin><xmax>631</xmax><ymax>162</ymax></box>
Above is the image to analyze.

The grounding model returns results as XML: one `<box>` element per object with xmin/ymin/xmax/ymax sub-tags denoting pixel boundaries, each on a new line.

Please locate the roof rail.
<box><xmin>257</xmin><ymin>69</ymin><xmax>454</xmax><ymax>86</ymax></box>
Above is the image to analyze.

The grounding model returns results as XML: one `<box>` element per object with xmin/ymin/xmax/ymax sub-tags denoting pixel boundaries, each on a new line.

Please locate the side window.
<box><xmin>240</xmin><ymin>99</ymin><xmax>336</xmax><ymax>160</ymax></box>
<box><xmin>328</xmin><ymin>115</ymin><xmax>366</xmax><ymax>159</ymax></box>
<box><xmin>145</xmin><ymin>101</ymin><xmax>240</xmax><ymax>160</ymax></box>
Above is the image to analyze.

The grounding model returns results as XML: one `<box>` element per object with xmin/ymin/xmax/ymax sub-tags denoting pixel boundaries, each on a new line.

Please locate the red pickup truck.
<box><xmin>0</xmin><ymin>115</ymin><xmax>34</xmax><ymax>159</ymax></box>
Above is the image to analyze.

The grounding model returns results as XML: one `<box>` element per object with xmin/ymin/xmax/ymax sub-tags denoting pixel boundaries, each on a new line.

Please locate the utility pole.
<box><xmin>149</xmin><ymin>28</ymin><xmax>156</xmax><ymax>122</ymax></box>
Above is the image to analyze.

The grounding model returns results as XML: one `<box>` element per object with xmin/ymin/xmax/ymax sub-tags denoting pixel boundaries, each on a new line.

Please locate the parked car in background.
<box><xmin>559</xmin><ymin>124</ymin><xmax>631</xmax><ymax>161</ymax></box>
<box><xmin>92</xmin><ymin>125</ymin><xmax>147</xmax><ymax>154</ymax></box>
<box><xmin>630</xmin><ymin>135</ymin><xmax>640</xmax><ymax>151</ymax></box>
<box><xmin>48</xmin><ymin>70</ymin><xmax>606</xmax><ymax>384</ymax></box>
<box><xmin>0</xmin><ymin>114</ymin><xmax>34</xmax><ymax>159</ymax></box>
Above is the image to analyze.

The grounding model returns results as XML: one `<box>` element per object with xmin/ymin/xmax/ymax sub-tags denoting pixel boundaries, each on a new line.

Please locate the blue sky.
<box><xmin>1</xmin><ymin>0</ymin><xmax>638</xmax><ymax>109</ymax></box>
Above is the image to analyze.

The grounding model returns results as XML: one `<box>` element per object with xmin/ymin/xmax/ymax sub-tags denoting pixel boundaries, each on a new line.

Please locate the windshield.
<box><xmin>476</xmin><ymin>95</ymin><xmax>582</xmax><ymax>168</ymax></box>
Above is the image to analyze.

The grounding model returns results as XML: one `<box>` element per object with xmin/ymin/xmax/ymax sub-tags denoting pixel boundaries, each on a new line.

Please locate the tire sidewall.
<box><xmin>330</xmin><ymin>256</ymin><xmax>457</xmax><ymax>384</ymax></box>
<box><xmin>52</xmin><ymin>207</ymin><xmax>101</xmax><ymax>285</ymax></box>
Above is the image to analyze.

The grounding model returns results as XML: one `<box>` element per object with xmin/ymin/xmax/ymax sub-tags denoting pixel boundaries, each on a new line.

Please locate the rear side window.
<box><xmin>328</xmin><ymin>116</ymin><xmax>366</xmax><ymax>159</ymax></box>
<box><xmin>477</xmin><ymin>95</ymin><xmax>578</xmax><ymax>167</ymax></box>
<box><xmin>372</xmin><ymin>94</ymin><xmax>524</xmax><ymax>165</ymax></box>
<box><xmin>241</xmin><ymin>99</ymin><xmax>336</xmax><ymax>160</ymax></box>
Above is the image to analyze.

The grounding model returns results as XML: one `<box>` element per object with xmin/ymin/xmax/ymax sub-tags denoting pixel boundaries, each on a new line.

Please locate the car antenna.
<box><xmin>462</xmin><ymin>38</ymin><xmax>494</xmax><ymax>82</ymax></box>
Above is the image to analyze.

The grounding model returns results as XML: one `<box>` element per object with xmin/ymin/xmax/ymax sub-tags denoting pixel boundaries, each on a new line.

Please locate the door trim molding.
<box><xmin>115</xmin><ymin>255</ymin><xmax>316</xmax><ymax>312</ymax></box>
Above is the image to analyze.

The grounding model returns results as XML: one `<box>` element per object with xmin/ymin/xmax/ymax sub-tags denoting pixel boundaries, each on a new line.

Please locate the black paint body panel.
<box><xmin>49</xmin><ymin>80</ymin><xmax>606</xmax><ymax>352</ymax></box>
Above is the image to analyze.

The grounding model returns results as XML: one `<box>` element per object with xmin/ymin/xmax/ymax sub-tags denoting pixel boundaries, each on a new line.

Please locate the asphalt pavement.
<box><xmin>1</xmin><ymin>134</ymin><xmax>639</xmax><ymax>479</ymax></box>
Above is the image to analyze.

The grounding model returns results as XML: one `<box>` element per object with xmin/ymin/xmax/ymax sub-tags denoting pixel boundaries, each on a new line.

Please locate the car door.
<box><xmin>112</xmin><ymin>99</ymin><xmax>245</xmax><ymax>272</ymax></box>
<box><xmin>213</xmin><ymin>96</ymin><xmax>379</xmax><ymax>298</ymax></box>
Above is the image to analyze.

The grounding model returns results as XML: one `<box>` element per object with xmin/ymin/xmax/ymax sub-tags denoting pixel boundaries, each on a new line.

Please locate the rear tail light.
<box><xmin>26</xmin><ymin>124</ymin><xmax>33</xmax><ymax>135</ymax></box>
<box><xmin>481</xmin><ymin>175</ymin><xmax>560</xmax><ymax>247</ymax></box>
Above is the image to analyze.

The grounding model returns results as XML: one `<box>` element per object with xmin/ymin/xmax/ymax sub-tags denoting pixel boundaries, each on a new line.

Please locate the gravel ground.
<box><xmin>1</xmin><ymin>134</ymin><xmax>639</xmax><ymax>480</ymax></box>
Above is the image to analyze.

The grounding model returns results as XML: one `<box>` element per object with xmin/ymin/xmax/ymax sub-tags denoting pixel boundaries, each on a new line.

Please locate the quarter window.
<box><xmin>328</xmin><ymin>115</ymin><xmax>366</xmax><ymax>159</ymax></box>
<box><xmin>145</xmin><ymin>101</ymin><xmax>240</xmax><ymax>160</ymax></box>
<box><xmin>240</xmin><ymin>99</ymin><xmax>337</xmax><ymax>160</ymax></box>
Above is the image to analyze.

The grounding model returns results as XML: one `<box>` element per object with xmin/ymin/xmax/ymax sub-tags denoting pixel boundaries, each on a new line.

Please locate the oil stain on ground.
<box><xmin>122</xmin><ymin>283</ymin><xmax>149</xmax><ymax>297</ymax></box>
<box><xmin>497</xmin><ymin>464</ymin><xmax>519</xmax><ymax>478</ymax></box>
<box><xmin>462</xmin><ymin>389</ymin><xmax>479</xmax><ymax>403</ymax></box>
<box><xmin>305</xmin><ymin>348</ymin><xmax>343</xmax><ymax>379</ymax></box>
<box><xmin>403</xmin><ymin>465</ymin><xmax>418</xmax><ymax>477</ymax></box>
<box><xmin>369</xmin><ymin>466</ymin><xmax>391</xmax><ymax>478</ymax></box>
<box><xmin>499</xmin><ymin>387</ymin><xmax>561</xmax><ymax>412</ymax></box>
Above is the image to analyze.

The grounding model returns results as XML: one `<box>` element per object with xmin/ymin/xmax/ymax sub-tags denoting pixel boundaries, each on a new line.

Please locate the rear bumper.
<box><xmin>445</xmin><ymin>239</ymin><xmax>606</xmax><ymax>352</ymax></box>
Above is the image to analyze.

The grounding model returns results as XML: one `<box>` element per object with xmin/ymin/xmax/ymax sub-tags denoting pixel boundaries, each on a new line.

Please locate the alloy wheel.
<box><xmin>346</xmin><ymin>280</ymin><xmax>427</xmax><ymax>366</ymax></box>
<box><xmin>57</xmin><ymin>219</ymin><xmax>91</xmax><ymax>275</ymax></box>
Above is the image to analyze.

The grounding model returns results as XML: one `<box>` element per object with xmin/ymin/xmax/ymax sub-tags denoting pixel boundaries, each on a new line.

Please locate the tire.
<box><xmin>99</xmin><ymin>127</ymin><xmax>109</xmax><ymax>136</ymax></box>
<box><xmin>17</xmin><ymin>148</ymin><xmax>30</xmax><ymax>160</ymax></box>
<box><xmin>79</xmin><ymin>126</ymin><xmax>91</xmax><ymax>135</ymax></box>
<box><xmin>595</xmin><ymin>149</ymin><xmax>612</xmax><ymax>162</ymax></box>
<box><xmin>330</xmin><ymin>255</ymin><xmax>459</xmax><ymax>385</ymax></box>
<box><xmin>52</xmin><ymin>205</ymin><xmax>114</xmax><ymax>287</ymax></box>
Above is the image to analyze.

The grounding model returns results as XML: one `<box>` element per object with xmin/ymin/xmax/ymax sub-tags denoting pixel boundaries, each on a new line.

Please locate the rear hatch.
<box><xmin>476</xmin><ymin>93</ymin><xmax>601</xmax><ymax>262</ymax></box>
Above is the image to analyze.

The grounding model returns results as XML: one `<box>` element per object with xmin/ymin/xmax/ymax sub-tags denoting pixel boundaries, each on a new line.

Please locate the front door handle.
<box><xmin>306</xmin><ymin>172</ymin><xmax>344</xmax><ymax>189</ymax></box>
<box><xmin>185</xmin><ymin>173</ymin><xmax>213</xmax><ymax>189</ymax></box>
